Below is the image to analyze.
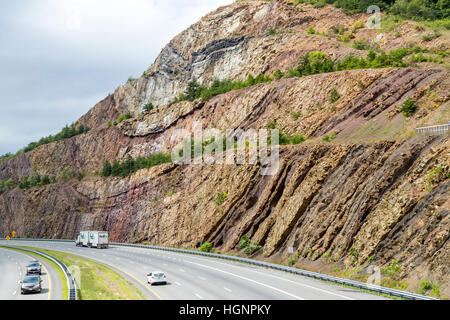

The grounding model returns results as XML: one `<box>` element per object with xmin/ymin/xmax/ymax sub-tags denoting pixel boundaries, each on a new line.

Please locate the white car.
<box><xmin>147</xmin><ymin>271</ymin><xmax>167</xmax><ymax>285</ymax></box>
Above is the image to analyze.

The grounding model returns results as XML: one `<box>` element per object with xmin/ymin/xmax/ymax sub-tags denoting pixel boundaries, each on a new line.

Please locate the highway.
<box><xmin>0</xmin><ymin>240</ymin><xmax>387</xmax><ymax>300</ymax></box>
<box><xmin>0</xmin><ymin>247</ymin><xmax>62</xmax><ymax>300</ymax></box>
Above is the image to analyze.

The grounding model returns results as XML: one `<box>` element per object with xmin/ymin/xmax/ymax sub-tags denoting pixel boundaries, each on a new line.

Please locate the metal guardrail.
<box><xmin>0</xmin><ymin>244</ymin><xmax>77</xmax><ymax>300</ymax></box>
<box><xmin>415</xmin><ymin>123</ymin><xmax>449</xmax><ymax>135</ymax></box>
<box><xmin>1</xmin><ymin>238</ymin><xmax>438</xmax><ymax>300</ymax></box>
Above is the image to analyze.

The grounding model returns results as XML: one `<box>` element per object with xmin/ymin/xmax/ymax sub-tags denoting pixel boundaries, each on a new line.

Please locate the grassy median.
<box><xmin>17</xmin><ymin>246</ymin><xmax>145</xmax><ymax>300</ymax></box>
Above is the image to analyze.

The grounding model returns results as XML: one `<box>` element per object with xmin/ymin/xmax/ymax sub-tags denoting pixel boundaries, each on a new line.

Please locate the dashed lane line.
<box><xmin>184</xmin><ymin>259</ymin><xmax>305</xmax><ymax>300</ymax></box>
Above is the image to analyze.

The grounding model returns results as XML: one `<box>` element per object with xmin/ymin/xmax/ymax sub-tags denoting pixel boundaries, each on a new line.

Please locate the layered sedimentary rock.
<box><xmin>0</xmin><ymin>0</ymin><xmax>449</xmax><ymax>296</ymax></box>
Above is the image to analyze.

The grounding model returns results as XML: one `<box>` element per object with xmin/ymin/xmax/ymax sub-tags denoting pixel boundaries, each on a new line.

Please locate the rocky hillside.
<box><xmin>1</xmin><ymin>0</ymin><xmax>449</xmax><ymax>297</ymax></box>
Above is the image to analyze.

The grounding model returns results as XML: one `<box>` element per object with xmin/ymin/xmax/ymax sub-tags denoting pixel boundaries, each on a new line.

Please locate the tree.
<box><xmin>274</xmin><ymin>69</ymin><xmax>284</xmax><ymax>80</ymax></box>
<box><xmin>101</xmin><ymin>161</ymin><xmax>112</xmax><ymax>177</ymax></box>
<box><xmin>111</xmin><ymin>161</ymin><xmax>121</xmax><ymax>176</ymax></box>
<box><xmin>184</xmin><ymin>78</ymin><xmax>203</xmax><ymax>101</ymax></box>
<box><xmin>143</xmin><ymin>102</ymin><xmax>155</xmax><ymax>113</ymax></box>
<box><xmin>401</xmin><ymin>97</ymin><xmax>417</xmax><ymax>116</ymax></box>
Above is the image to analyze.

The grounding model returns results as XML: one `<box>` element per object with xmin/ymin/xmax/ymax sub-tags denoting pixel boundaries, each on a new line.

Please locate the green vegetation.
<box><xmin>381</xmin><ymin>259</ymin><xmax>402</xmax><ymax>277</ymax></box>
<box><xmin>291</xmin><ymin>0</ymin><xmax>449</xmax><ymax>21</ymax></box>
<box><xmin>266</xmin><ymin>28</ymin><xmax>277</xmax><ymax>35</ymax></box>
<box><xmin>200</xmin><ymin>242</ymin><xmax>214</xmax><ymax>253</ymax></box>
<box><xmin>0</xmin><ymin>153</ymin><xmax>14</xmax><ymax>163</ymax></box>
<box><xmin>322</xmin><ymin>132</ymin><xmax>337</xmax><ymax>142</ymax></box>
<box><xmin>352</xmin><ymin>38</ymin><xmax>371</xmax><ymax>50</ymax></box>
<box><xmin>401</xmin><ymin>97</ymin><xmax>418</xmax><ymax>116</ymax></box>
<box><xmin>101</xmin><ymin>153</ymin><xmax>172</xmax><ymax>178</ymax></box>
<box><xmin>0</xmin><ymin>178</ymin><xmax>16</xmax><ymax>194</ymax></box>
<box><xmin>23</xmin><ymin>123</ymin><xmax>90</xmax><ymax>154</ymax></box>
<box><xmin>239</xmin><ymin>234</ymin><xmax>262</xmax><ymax>256</ymax></box>
<box><xmin>288</xmin><ymin>253</ymin><xmax>299</xmax><ymax>266</ymax></box>
<box><xmin>418</xmin><ymin>280</ymin><xmax>445</xmax><ymax>298</ymax></box>
<box><xmin>279</xmin><ymin>131</ymin><xmax>306</xmax><ymax>145</ymax></box>
<box><xmin>167</xmin><ymin>45</ymin><xmax>441</xmax><ymax>109</ymax></box>
<box><xmin>117</xmin><ymin>113</ymin><xmax>133</xmax><ymax>124</ymax></box>
<box><xmin>329</xmin><ymin>88</ymin><xmax>341</xmax><ymax>103</ymax></box>
<box><xmin>19</xmin><ymin>172</ymin><xmax>54</xmax><ymax>189</ymax></box>
<box><xmin>291</xmin><ymin>111</ymin><xmax>302</xmax><ymax>120</ymax></box>
<box><xmin>3</xmin><ymin>246</ymin><xmax>69</xmax><ymax>300</ymax></box>
<box><xmin>172</xmin><ymin>75</ymin><xmax>272</xmax><ymax>104</ymax></box>
<box><xmin>143</xmin><ymin>102</ymin><xmax>156</xmax><ymax>113</ymax></box>
<box><xmin>215</xmin><ymin>192</ymin><xmax>228</xmax><ymax>205</ymax></box>
<box><xmin>29</xmin><ymin>247</ymin><xmax>144</xmax><ymax>300</ymax></box>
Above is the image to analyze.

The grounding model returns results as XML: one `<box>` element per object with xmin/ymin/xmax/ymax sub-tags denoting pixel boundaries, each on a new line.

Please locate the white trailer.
<box><xmin>76</xmin><ymin>231</ymin><xmax>109</xmax><ymax>249</ymax></box>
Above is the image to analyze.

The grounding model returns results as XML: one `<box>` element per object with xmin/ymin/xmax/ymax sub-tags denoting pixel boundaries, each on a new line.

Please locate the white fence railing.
<box><xmin>415</xmin><ymin>123</ymin><xmax>449</xmax><ymax>135</ymax></box>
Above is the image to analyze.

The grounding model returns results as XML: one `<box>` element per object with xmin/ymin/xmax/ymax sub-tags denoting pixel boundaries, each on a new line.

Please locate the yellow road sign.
<box><xmin>12</xmin><ymin>231</ymin><xmax>16</xmax><ymax>238</ymax></box>
<box><xmin>6</xmin><ymin>236</ymin><xmax>10</xmax><ymax>240</ymax></box>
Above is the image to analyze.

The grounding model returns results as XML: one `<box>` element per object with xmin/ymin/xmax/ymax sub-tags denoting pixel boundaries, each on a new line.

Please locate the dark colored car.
<box><xmin>20</xmin><ymin>275</ymin><xmax>42</xmax><ymax>294</ymax></box>
<box><xmin>26</xmin><ymin>262</ymin><xmax>42</xmax><ymax>275</ymax></box>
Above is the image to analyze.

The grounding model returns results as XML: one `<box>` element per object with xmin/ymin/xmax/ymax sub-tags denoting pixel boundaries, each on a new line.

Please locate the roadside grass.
<box><xmin>1</xmin><ymin>246</ymin><xmax>69</xmax><ymax>300</ymax></box>
<box><xmin>17</xmin><ymin>246</ymin><xmax>145</xmax><ymax>300</ymax></box>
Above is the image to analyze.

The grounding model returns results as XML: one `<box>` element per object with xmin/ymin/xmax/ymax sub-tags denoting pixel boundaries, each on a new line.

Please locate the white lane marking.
<box><xmin>12</xmin><ymin>290</ymin><xmax>17</xmax><ymax>295</ymax></box>
<box><xmin>195</xmin><ymin>293</ymin><xmax>204</xmax><ymax>300</ymax></box>
<box><xmin>198</xmin><ymin>276</ymin><xmax>206</xmax><ymax>281</ymax></box>
<box><xmin>183</xmin><ymin>253</ymin><xmax>355</xmax><ymax>300</ymax></box>
<box><xmin>17</xmin><ymin>280</ymin><xmax>20</xmax><ymax>284</ymax></box>
<box><xmin>175</xmin><ymin>282</ymin><xmax>182</xmax><ymax>286</ymax></box>
<box><xmin>163</xmin><ymin>263</ymin><xmax>168</xmax><ymax>266</ymax></box>
<box><xmin>224</xmin><ymin>287</ymin><xmax>232</xmax><ymax>293</ymax></box>
<box><xmin>179</xmin><ymin>268</ymin><xmax>185</xmax><ymax>273</ymax></box>
<box><xmin>184</xmin><ymin>260</ymin><xmax>305</xmax><ymax>300</ymax></box>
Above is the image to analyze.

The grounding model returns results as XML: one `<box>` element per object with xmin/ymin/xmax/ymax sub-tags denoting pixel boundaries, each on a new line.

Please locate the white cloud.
<box><xmin>0</xmin><ymin>0</ymin><xmax>233</xmax><ymax>154</ymax></box>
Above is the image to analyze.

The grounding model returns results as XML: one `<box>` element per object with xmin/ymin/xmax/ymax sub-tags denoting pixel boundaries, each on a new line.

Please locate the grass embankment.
<box><xmin>2</xmin><ymin>246</ymin><xmax>69</xmax><ymax>300</ymax></box>
<box><xmin>18</xmin><ymin>246</ymin><xmax>145</xmax><ymax>300</ymax></box>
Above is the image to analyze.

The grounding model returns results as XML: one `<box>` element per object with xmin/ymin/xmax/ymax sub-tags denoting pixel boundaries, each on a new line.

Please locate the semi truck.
<box><xmin>75</xmin><ymin>231</ymin><xmax>109</xmax><ymax>249</ymax></box>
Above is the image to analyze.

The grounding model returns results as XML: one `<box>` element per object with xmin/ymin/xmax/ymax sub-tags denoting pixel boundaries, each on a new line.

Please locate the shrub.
<box><xmin>22</xmin><ymin>123</ymin><xmax>90</xmax><ymax>154</ymax></box>
<box><xmin>291</xmin><ymin>111</ymin><xmax>302</xmax><ymax>120</ymax></box>
<box><xmin>307</xmin><ymin>27</ymin><xmax>316</xmax><ymax>34</ymax></box>
<box><xmin>274</xmin><ymin>69</ymin><xmax>284</xmax><ymax>80</ymax></box>
<box><xmin>143</xmin><ymin>102</ymin><xmax>156</xmax><ymax>113</ymax></box>
<box><xmin>200</xmin><ymin>242</ymin><xmax>213</xmax><ymax>253</ymax></box>
<box><xmin>117</xmin><ymin>113</ymin><xmax>132</xmax><ymax>123</ymax></box>
<box><xmin>352</xmin><ymin>38</ymin><xmax>370</xmax><ymax>50</ymax></box>
<box><xmin>291</xmin><ymin>134</ymin><xmax>306</xmax><ymax>144</ymax></box>
<box><xmin>102</xmin><ymin>152</ymin><xmax>172</xmax><ymax>178</ymax></box>
<box><xmin>61</xmin><ymin>167</ymin><xmax>75</xmax><ymax>181</ymax></box>
<box><xmin>401</xmin><ymin>97</ymin><xmax>417</xmax><ymax>116</ymax></box>
<box><xmin>381</xmin><ymin>259</ymin><xmax>402</xmax><ymax>277</ymax></box>
<box><xmin>323</xmin><ymin>132</ymin><xmax>337</xmax><ymax>142</ymax></box>
<box><xmin>215</xmin><ymin>192</ymin><xmax>228</xmax><ymax>205</ymax></box>
<box><xmin>244</xmin><ymin>242</ymin><xmax>262</xmax><ymax>255</ymax></box>
<box><xmin>330</xmin><ymin>89</ymin><xmax>341</xmax><ymax>103</ymax></box>
<box><xmin>419</xmin><ymin>280</ymin><xmax>433</xmax><ymax>294</ymax></box>
<box><xmin>77</xmin><ymin>171</ymin><xmax>86</xmax><ymax>181</ymax></box>
<box><xmin>266</xmin><ymin>28</ymin><xmax>276</xmax><ymax>36</ymax></box>
<box><xmin>101</xmin><ymin>161</ymin><xmax>112</xmax><ymax>177</ymax></box>
<box><xmin>0</xmin><ymin>178</ymin><xmax>16</xmax><ymax>193</ymax></box>
<box><xmin>239</xmin><ymin>234</ymin><xmax>250</xmax><ymax>249</ymax></box>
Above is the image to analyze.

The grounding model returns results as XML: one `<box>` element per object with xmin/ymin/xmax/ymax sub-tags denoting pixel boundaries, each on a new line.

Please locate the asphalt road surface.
<box><xmin>0</xmin><ymin>247</ymin><xmax>63</xmax><ymax>300</ymax></box>
<box><xmin>0</xmin><ymin>240</ymin><xmax>387</xmax><ymax>300</ymax></box>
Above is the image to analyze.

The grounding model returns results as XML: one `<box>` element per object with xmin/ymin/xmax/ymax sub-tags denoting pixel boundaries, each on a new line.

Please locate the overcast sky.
<box><xmin>0</xmin><ymin>0</ymin><xmax>232</xmax><ymax>155</ymax></box>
